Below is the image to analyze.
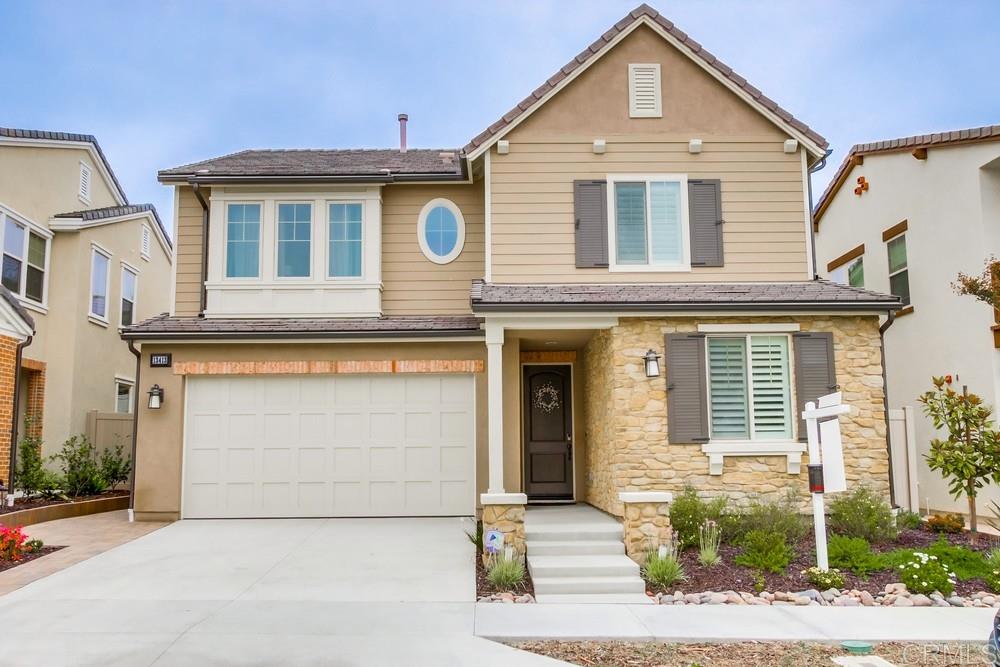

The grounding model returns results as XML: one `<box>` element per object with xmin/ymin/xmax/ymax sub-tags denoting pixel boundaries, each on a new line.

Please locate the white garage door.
<box><xmin>182</xmin><ymin>374</ymin><xmax>476</xmax><ymax>518</ymax></box>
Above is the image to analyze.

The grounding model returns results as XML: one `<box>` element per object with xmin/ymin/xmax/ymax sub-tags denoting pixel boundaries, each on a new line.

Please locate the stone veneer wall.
<box><xmin>583</xmin><ymin>316</ymin><xmax>889</xmax><ymax>518</ymax></box>
<box><xmin>482</xmin><ymin>503</ymin><xmax>526</xmax><ymax>558</ymax></box>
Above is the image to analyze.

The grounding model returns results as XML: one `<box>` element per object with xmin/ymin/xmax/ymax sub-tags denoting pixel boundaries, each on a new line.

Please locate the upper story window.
<box><xmin>277</xmin><ymin>203</ymin><xmax>312</xmax><ymax>278</ymax></box>
<box><xmin>707</xmin><ymin>334</ymin><xmax>792</xmax><ymax>441</ymax></box>
<box><xmin>886</xmin><ymin>234</ymin><xmax>910</xmax><ymax>305</ymax></box>
<box><xmin>328</xmin><ymin>203</ymin><xmax>363</xmax><ymax>278</ymax></box>
<box><xmin>79</xmin><ymin>162</ymin><xmax>92</xmax><ymax>203</ymax></box>
<box><xmin>89</xmin><ymin>244</ymin><xmax>111</xmax><ymax>322</ymax></box>
<box><xmin>120</xmin><ymin>264</ymin><xmax>137</xmax><ymax>326</ymax></box>
<box><xmin>1</xmin><ymin>213</ymin><xmax>47</xmax><ymax>304</ymax></box>
<box><xmin>417</xmin><ymin>199</ymin><xmax>465</xmax><ymax>265</ymax></box>
<box><xmin>608</xmin><ymin>174</ymin><xmax>689</xmax><ymax>271</ymax></box>
<box><xmin>847</xmin><ymin>257</ymin><xmax>864</xmax><ymax>287</ymax></box>
<box><xmin>225</xmin><ymin>203</ymin><xmax>261</xmax><ymax>278</ymax></box>
<box><xmin>628</xmin><ymin>63</ymin><xmax>662</xmax><ymax>118</ymax></box>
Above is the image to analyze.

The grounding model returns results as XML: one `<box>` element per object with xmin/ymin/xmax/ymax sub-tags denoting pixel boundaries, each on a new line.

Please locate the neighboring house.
<box><xmin>0</xmin><ymin>128</ymin><xmax>174</xmax><ymax>486</ymax></box>
<box><xmin>122</xmin><ymin>3</ymin><xmax>899</xmax><ymax>561</ymax></box>
<box><xmin>814</xmin><ymin>125</ymin><xmax>1000</xmax><ymax>519</ymax></box>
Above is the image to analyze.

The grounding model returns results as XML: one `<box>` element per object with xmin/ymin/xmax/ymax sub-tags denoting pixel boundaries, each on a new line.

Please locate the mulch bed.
<box><xmin>0</xmin><ymin>490</ymin><xmax>129</xmax><ymax>515</ymax></box>
<box><xmin>0</xmin><ymin>545</ymin><xmax>65</xmax><ymax>574</ymax></box>
<box><xmin>476</xmin><ymin>554</ymin><xmax>535</xmax><ymax>598</ymax></box>
<box><xmin>514</xmin><ymin>641</ymin><xmax>986</xmax><ymax>667</ymax></box>
<box><xmin>649</xmin><ymin>526</ymin><xmax>993</xmax><ymax>598</ymax></box>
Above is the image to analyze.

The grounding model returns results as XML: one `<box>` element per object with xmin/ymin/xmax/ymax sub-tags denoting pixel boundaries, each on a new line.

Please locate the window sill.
<box><xmin>15</xmin><ymin>297</ymin><xmax>48</xmax><ymax>315</ymax></box>
<box><xmin>701</xmin><ymin>441</ymin><xmax>805</xmax><ymax>476</ymax></box>
<box><xmin>609</xmin><ymin>263</ymin><xmax>692</xmax><ymax>273</ymax></box>
<box><xmin>88</xmin><ymin>314</ymin><xmax>109</xmax><ymax>328</ymax></box>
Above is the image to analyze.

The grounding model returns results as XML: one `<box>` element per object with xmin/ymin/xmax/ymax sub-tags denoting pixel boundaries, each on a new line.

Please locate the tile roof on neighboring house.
<box><xmin>158</xmin><ymin>148</ymin><xmax>466</xmax><ymax>183</ymax></box>
<box><xmin>814</xmin><ymin>123</ymin><xmax>1000</xmax><ymax>226</ymax></box>
<box><xmin>0</xmin><ymin>284</ymin><xmax>35</xmax><ymax>331</ymax></box>
<box><xmin>53</xmin><ymin>204</ymin><xmax>172</xmax><ymax>249</ymax></box>
<box><xmin>0</xmin><ymin>127</ymin><xmax>129</xmax><ymax>205</ymax></box>
<box><xmin>470</xmin><ymin>280</ymin><xmax>901</xmax><ymax>312</ymax></box>
<box><xmin>120</xmin><ymin>314</ymin><xmax>484</xmax><ymax>340</ymax></box>
<box><xmin>463</xmin><ymin>3</ymin><xmax>828</xmax><ymax>156</ymax></box>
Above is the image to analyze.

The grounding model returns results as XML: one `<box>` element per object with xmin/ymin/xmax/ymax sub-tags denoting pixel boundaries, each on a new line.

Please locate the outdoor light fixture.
<box><xmin>643</xmin><ymin>349</ymin><xmax>662</xmax><ymax>378</ymax></box>
<box><xmin>147</xmin><ymin>384</ymin><xmax>164</xmax><ymax>410</ymax></box>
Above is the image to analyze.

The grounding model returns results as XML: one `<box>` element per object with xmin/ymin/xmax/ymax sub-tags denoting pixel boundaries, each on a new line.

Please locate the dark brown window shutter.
<box><xmin>793</xmin><ymin>332</ymin><xmax>838</xmax><ymax>441</ymax></box>
<box><xmin>665</xmin><ymin>333</ymin><xmax>710</xmax><ymax>443</ymax></box>
<box><xmin>574</xmin><ymin>180</ymin><xmax>608</xmax><ymax>268</ymax></box>
<box><xmin>688</xmin><ymin>179</ymin><xmax>723</xmax><ymax>267</ymax></box>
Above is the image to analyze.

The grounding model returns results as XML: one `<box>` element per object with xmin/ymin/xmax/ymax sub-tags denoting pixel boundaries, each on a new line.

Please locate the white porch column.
<box><xmin>485</xmin><ymin>322</ymin><xmax>505</xmax><ymax>494</ymax></box>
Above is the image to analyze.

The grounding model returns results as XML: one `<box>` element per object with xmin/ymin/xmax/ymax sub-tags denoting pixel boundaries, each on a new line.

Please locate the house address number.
<box><xmin>150</xmin><ymin>353</ymin><xmax>172</xmax><ymax>368</ymax></box>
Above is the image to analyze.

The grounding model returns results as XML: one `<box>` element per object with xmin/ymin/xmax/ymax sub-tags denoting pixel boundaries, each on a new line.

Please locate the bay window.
<box><xmin>277</xmin><ymin>203</ymin><xmax>312</xmax><ymax>278</ymax></box>
<box><xmin>225</xmin><ymin>203</ymin><xmax>261</xmax><ymax>278</ymax></box>
<box><xmin>609</xmin><ymin>174</ymin><xmax>689</xmax><ymax>270</ymax></box>
<box><xmin>707</xmin><ymin>334</ymin><xmax>793</xmax><ymax>441</ymax></box>
<box><xmin>328</xmin><ymin>203</ymin><xmax>363</xmax><ymax>278</ymax></box>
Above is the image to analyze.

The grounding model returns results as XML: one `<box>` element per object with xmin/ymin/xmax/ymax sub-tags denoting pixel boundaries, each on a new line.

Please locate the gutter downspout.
<box><xmin>807</xmin><ymin>149</ymin><xmax>834</xmax><ymax>280</ymax></box>
<box><xmin>7</xmin><ymin>335</ymin><xmax>32</xmax><ymax>495</ymax></box>
<box><xmin>190</xmin><ymin>182</ymin><xmax>210</xmax><ymax>316</ymax></box>
<box><xmin>126</xmin><ymin>339</ymin><xmax>141</xmax><ymax>522</ymax></box>
<box><xmin>879</xmin><ymin>310</ymin><xmax>897</xmax><ymax>507</ymax></box>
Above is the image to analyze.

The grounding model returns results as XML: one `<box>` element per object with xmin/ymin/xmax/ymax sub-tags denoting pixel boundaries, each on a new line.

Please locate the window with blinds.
<box><xmin>707</xmin><ymin>335</ymin><xmax>792</xmax><ymax>441</ymax></box>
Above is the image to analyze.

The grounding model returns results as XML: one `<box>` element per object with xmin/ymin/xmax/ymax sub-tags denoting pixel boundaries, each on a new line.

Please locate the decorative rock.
<box><xmin>708</xmin><ymin>593</ymin><xmax>728</xmax><ymax>605</ymax></box>
<box><xmin>834</xmin><ymin>596</ymin><xmax>860</xmax><ymax>607</ymax></box>
<box><xmin>793</xmin><ymin>596</ymin><xmax>811</xmax><ymax>606</ymax></box>
<box><xmin>893</xmin><ymin>596</ymin><xmax>914</xmax><ymax>607</ymax></box>
<box><xmin>821</xmin><ymin>589</ymin><xmax>838</xmax><ymax>602</ymax></box>
<box><xmin>984</xmin><ymin>596</ymin><xmax>996</xmax><ymax>606</ymax></box>
<box><xmin>948</xmin><ymin>597</ymin><xmax>965</xmax><ymax>607</ymax></box>
<box><xmin>684</xmin><ymin>594</ymin><xmax>701</xmax><ymax>605</ymax></box>
<box><xmin>882</xmin><ymin>594</ymin><xmax>897</xmax><ymax>606</ymax></box>
<box><xmin>911</xmin><ymin>594</ymin><xmax>932</xmax><ymax>607</ymax></box>
<box><xmin>660</xmin><ymin>594</ymin><xmax>674</xmax><ymax>604</ymax></box>
<box><xmin>747</xmin><ymin>597</ymin><xmax>771</xmax><ymax>606</ymax></box>
<box><xmin>859</xmin><ymin>591</ymin><xmax>876</xmax><ymax>607</ymax></box>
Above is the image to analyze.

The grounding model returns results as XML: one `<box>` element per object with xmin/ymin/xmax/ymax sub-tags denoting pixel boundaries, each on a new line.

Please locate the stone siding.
<box><xmin>482</xmin><ymin>503</ymin><xmax>526</xmax><ymax>558</ymax></box>
<box><xmin>583</xmin><ymin>316</ymin><xmax>889</xmax><ymax>517</ymax></box>
<box><xmin>622</xmin><ymin>500</ymin><xmax>672</xmax><ymax>561</ymax></box>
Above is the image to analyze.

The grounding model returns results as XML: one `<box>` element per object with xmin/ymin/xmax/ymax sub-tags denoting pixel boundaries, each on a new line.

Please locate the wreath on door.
<box><xmin>533</xmin><ymin>381</ymin><xmax>561</xmax><ymax>414</ymax></box>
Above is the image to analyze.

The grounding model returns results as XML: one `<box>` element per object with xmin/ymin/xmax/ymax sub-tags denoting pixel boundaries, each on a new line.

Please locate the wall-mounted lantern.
<box><xmin>643</xmin><ymin>349</ymin><xmax>662</xmax><ymax>378</ymax></box>
<box><xmin>147</xmin><ymin>384</ymin><xmax>165</xmax><ymax>410</ymax></box>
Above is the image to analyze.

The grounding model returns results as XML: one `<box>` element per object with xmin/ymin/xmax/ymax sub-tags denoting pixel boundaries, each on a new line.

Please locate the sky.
<box><xmin>3</xmin><ymin>0</ymin><xmax>999</xmax><ymax>234</ymax></box>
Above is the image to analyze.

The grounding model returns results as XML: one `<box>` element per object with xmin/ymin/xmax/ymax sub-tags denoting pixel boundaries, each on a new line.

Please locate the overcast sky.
<box><xmin>3</xmin><ymin>0</ymin><xmax>998</xmax><ymax>232</ymax></box>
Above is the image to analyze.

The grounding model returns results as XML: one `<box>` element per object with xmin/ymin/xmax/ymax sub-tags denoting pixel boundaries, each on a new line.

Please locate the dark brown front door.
<box><xmin>523</xmin><ymin>364</ymin><xmax>573</xmax><ymax>500</ymax></box>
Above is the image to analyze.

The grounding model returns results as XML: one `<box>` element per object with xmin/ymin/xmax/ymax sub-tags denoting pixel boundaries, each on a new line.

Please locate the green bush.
<box><xmin>14</xmin><ymin>425</ymin><xmax>63</xmax><ymax>498</ymax></box>
<box><xmin>802</xmin><ymin>566</ymin><xmax>846</xmax><ymax>590</ymax></box>
<box><xmin>52</xmin><ymin>436</ymin><xmax>106</xmax><ymax>497</ymax></box>
<box><xmin>828</xmin><ymin>535</ymin><xmax>882</xmax><ymax>577</ymax></box>
<box><xmin>880</xmin><ymin>538</ymin><xmax>987</xmax><ymax>581</ymax></box>
<box><xmin>897</xmin><ymin>551</ymin><xmax>956</xmax><ymax>596</ymax></box>
<box><xmin>828</xmin><ymin>486</ymin><xmax>897</xmax><ymax>543</ymax></box>
<box><xmin>99</xmin><ymin>444</ymin><xmax>131</xmax><ymax>491</ymax></box>
<box><xmin>485</xmin><ymin>553</ymin><xmax>525</xmax><ymax>591</ymax></box>
<box><xmin>466</xmin><ymin>520</ymin><xmax>483</xmax><ymax>552</ymax></box>
<box><xmin>734</xmin><ymin>530</ymin><xmax>792</xmax><ymax>574</ymax></box>
<box><xmin>724</xmin><ymin>491</ymin><xmax>809</xmax><ymax>546</ymax></box>
<box><xmin>927</xmin><ymin>513</ymin><xmax>965</xmax><ymax>533</ymax></box>
<box><xmin>896</xmin><ymin>510</ymin><xmax>923</xmax><ymax>531</ymax></box>
<box><xmin>668</xmin><ymin>486</ymin><xmax>727</xmax><ymax>549</ymax></box>
<box><xmin>985</xmin><ymin>550</ymin><xmax>1000</xmax><ymax>594</ymax></box>
<box><xmin>643</xmin><ymin>540</ymin><xmax>687</xmax><ymax>587</ymax></box>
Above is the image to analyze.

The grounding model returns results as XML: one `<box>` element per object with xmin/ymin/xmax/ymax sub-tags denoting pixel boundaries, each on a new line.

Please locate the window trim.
<box><xmin>886</xmin><ymin>232</ymin><xmax>910</xmax><ymax>306</ymax></box>
<box><xmin>274</xmin><ymin>201</ymin><xmax>314</xmax><ymax>280</ymax></box>
<box><xmin>78</xmin><ymin>161</ymin><xmax>92</xmax><ymax>204</ymax></box>
<box><xmin>119</xmin><ymin>261</ymin><xmax>138</xmax><ymax>328</ymax></box>
<box><xmin>0</xmin><ymin>206</ymin><xmax>51</xmax><ymax>310</ymax></box>
<box><xmin>606</xmin><ymin>173</ymin><xmax>691</xmax><ymax>273</ymax></box>
<box><xmin>88</xmin><ymin>243</ymin><xmax>112</xmax><ymax>326</ymax></box>
<box><xmin>223</xmin><ymin>201</ymin><xmax>263</xmax><ymax>280</ymax></box>
<box><xmin>416</xmin><ymin>198</ymin><xmax>466</xmax><ymax>265</ymax></box>
<box><xmin>114</xmin><ymin>376</ymin><xmax>135</xmax><ymax>414</ymax></box>
<box><xmin>325</xmin><ymin>200</ymin><xmax>366</xmax><ymax>280</ymax></box>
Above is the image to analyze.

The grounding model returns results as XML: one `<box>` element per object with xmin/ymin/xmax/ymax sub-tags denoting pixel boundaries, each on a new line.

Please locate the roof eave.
<box><xmin>157</xmin><ymin>170</ymin><xmax>468</xmax><ymax>186</ymax></box>
<box><xmin>120</xmin><ymin>328</ymin><xmax>485</xmax><ymax>341</ymax></box>
<box><xmin>470</xmin><ymin>300</ymin><xmax>900</xmax><ymax>313</ymax></box>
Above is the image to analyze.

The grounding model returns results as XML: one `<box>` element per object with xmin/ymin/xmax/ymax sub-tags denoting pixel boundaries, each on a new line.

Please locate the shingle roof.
<box><xmin>0</xmin><ymin>127</ymin><xmax>129</xmax><ymax>205</ymax></box>
<box><xmin>470</xmin><ymin>280</ymin><xmax>900</xmax><ymax>312</ymax></box>
<box><xmin>120</xmin><ymin>314</ymin><xmax>484</xmax><ymax>340</ymax></box>
<box><xmin>814</xmin><ymin>123</ymin><xmax>1000</xmax><ymax>226</ymax></box>
<box><xmin>159</xmin><ymin>148</ymin><xmax>465</xmax><ymax>182</ymax></box>
<box><xmin>464</xmin><ymin>3</ymin><xmax>828</xmax><ymax>155</ymax></box>
<box><xmin>53</xmin><ymin>204</ymin><xmax>172</xmax><ymax>249</ymax></box>
<box><xmin>0</xmin><ymin>284</ymin><xmax>35</xmax><ymax>331</ymax></box>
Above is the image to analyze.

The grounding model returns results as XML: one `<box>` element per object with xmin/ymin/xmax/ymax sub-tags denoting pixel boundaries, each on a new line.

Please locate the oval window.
<box><xmin>417</xmin><ymin>198</ymin><xmax>465</xmax><ymax>264</ymax></box>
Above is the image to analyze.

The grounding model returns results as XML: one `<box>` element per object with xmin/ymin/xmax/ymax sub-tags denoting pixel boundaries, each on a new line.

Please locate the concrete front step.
<box><xmin>527</xmin><ymin>554</ymin><xmax>639</xmax><ymax>579</ymax></box>
<box><xmin>524</xmin><ymin>523</ymin><xmax>623</xmax><ymax>542</ymax></box>
<box><xmin>526</xmin><ymin>539</ymin><xmax>625</xmax><ymax>556</ymax></box>
<box><xmin>534</xmin><ymin>592</ymin><xmax>654</xmax><ymax>604</ymax></box>
<box><xmin>531</xmin><ymin>575</ymin><xmax>647</xmax><ymax>595</ymax></box>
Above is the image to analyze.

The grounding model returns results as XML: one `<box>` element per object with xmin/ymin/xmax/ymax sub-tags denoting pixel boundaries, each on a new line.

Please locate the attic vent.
<box><xmin>79</xmin><ymin>162</ymin><xmax>92</xmax><ymax>203</ymax></box>
<box><xmin>141</xmin><ymin>224</ymin><xmax>151</xmax><ymax>260</ymax></box>
<box><xmin>628</xmin><ymin>63</ymin><xmax>662</xmax><ymax>118</ymax></box>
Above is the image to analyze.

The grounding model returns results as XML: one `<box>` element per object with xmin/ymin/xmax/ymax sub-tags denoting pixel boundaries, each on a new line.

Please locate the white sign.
<box><xmin>802</xmin><ymin>391</ymin><xmax>851</xmax><ymax>571</ymax></box>
<box><xmin>819</xmin><ymin>418</ymin><xmax>847</xmax><ymax>493</ymax></box>
<box><xmin>484</xmin><ymin>529</ymin><xmax>504</xmax><ymax>554</ymax></box>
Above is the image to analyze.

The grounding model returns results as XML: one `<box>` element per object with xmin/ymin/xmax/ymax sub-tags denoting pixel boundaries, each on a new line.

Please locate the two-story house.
<box><xmin>0</xmin><ymin>128</ymin><xmax>174</xmax><ymax>487</ymax></box>
<box><xmin>123</xmin><ymin>5</ymin><xmax>899</xmax><ymax>565</ymax></box>
<box><xmin>814</xmin><ymin>125</ymin><xmax>1000</xmax><ymax>521</ymax></box>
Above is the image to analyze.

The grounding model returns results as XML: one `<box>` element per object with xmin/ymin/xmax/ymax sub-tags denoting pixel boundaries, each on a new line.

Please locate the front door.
<box><xmin>523</xmin><ymin>364</ymin><xmax>573</xmax><ymax>500</ymax></box>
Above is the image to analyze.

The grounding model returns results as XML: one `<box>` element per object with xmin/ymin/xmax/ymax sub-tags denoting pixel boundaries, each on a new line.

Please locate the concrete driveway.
<box><xmin>0</xmin><ymin>517</ymin><xmax>566</xmax><ymax>666</ymax></box>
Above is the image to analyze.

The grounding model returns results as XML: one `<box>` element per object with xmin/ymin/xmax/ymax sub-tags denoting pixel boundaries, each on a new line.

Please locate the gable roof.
<box><xmin>0</xmin><ymin>284</ymin><xmax>34</xmax><ymax>339</ymax></box>
<box><xmin>463</xmin><ymin>3</ymin><xmax>828</xmax><ymax>159</ymax></box>
<box><xmin>0</xmin><ymin>127</ymin><xmax>129</xmax><ymax>205</ymax></box>
<box><xmin>814</xmin><ymin>123</ymin><xmax>1000</xmax><ymax>226</ymax></box>
<box><xmin>159</xmin><ymin>148</ymin><xmax>466</xmax><ymax>184</ymax></box>
<box><xmin>53</xmin><ymin>204</ymin><xmax>172</xmax><ymax>250</ymax></box>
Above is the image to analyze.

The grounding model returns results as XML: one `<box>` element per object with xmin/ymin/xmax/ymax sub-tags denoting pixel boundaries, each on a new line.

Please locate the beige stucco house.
<box><xmin>814</xmin><ymin>125</ymin><xmax>1000</xmax><ymax>521</ymax></box>
<box><xmin>123</xmin><ymin>4</ymin><xmax>899</xmax><ymax>563</ymax></box>
<box><xmin>0</xmin><ymin>128</ymin><xmax>174</xmax><ymax>486</ymax></box>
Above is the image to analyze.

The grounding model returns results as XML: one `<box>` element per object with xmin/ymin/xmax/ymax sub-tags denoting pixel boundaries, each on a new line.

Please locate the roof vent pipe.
<box><xmin>398</xmin><ymin>113</ymin><xmax>408</xmax><ymax>153</ymax></box>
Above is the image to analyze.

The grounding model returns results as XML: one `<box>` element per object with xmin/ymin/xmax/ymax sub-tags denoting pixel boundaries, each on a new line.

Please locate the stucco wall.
<box><xmin>583</xmin><ymin>315</ymin><xmax>889</xmax><ymax>518</ymax></box>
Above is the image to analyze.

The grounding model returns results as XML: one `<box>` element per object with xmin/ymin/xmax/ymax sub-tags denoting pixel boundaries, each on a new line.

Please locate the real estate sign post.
<box><xmin>803</xmin><ymin>392</ymin><xmax>851</xmax><ymax>570</ymax></box>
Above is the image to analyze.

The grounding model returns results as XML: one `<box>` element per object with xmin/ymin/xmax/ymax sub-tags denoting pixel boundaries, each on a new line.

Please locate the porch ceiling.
<box><xmin>514</xmin><ymin>329</ymin><xmax>596</xmax><ymax>349</ymax></box>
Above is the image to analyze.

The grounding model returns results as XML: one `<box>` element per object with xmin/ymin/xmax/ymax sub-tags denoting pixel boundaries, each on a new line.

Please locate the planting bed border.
<box><xmin>0</xmin><ymin>494</ymin><xmax>129</xmax><ymax>528</ymax></box>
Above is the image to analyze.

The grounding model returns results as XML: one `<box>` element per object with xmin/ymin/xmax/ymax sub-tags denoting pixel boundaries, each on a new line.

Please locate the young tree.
<box><xmin>954</xmin><ymin>256</ymin><xmax>1000</xmax><ymax>309</ymax></box>
<box><xmin>918</xmin><ymin>377</ymin><xmax>1000</xmax><ymax>543</ymax></box>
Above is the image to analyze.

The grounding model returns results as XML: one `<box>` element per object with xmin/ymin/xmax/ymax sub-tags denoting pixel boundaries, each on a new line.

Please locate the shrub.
<box><xmin>985</xmin><ymin>550</ymin><xmax>1000</xmax><ymax>594</ymax></box>
<box><xmin>698</xmin><ymin>520</ymin><xmax>722</xmax><ymax>567</ymax></box>
<box><xmin>881</xmin><ymin>538</ymin><xmax>988</xmax><ymax>581</ymax></box>
<box><xmin>0</xmin><ymin>526</ymin><xmax>28</xmax><ymax>561</ymax></box>
<box><xmin>897</xmin><ymin>551</ymin><xmax>956</xmax><ymax>596</ymax></box>
<box><xmin>52</xmin><ymin>436</ymin><xmax>106</xmax><ymax>497</ymax></box>
<box><xmin>802</xmin><ymin>566</ymin><xmax>846</xmax><ymax>590</ymax></box>
<box><xmin>828</xmin><ymin>535</ymin><xmax>882</xmax><ymax>577</ymax></box>
<box><xmin>14</xmin><ymin>425</ymin><xmax>63</xmax><ymax>499</ymax></box>
<box><xmin>99</xmin><ymin>444</ymin><xmax>131</xmax><ymax>491</ymax></box>
<box><xmin>725</xmin><ymin>491</ymin><xmax>809</xmax><ymax>546</ymax></box>
<box><xmin>734</xmin><ymin>530</ymin><xmax>791</xmax><ymax>574</ymax></box>
<box><xmin>466</xmin><ymin>520</ymin><xmax>483</xmax><ymax>552</ymax></box>
<box><xmin>643</xmin><ymin>536</ymin><xmax>687</xmax><ymax>588</ymax></box>
<box><xmin>828</xmin><ymin>486</ymin><xmax>897</xmax><ymax>543</ymax></box>
<box><xmin>485</xmin><ymin>552</ymin><xmax>525</xmax><ymax>591</ymax></box>
<box><xmin>23</xmin><ymin>538</ymin><xmax>43</xmax><ymax>554</ymax></box>
<box><xmin>896</xmin><ymin>510</ymin><xmax>923</xmax><ymax>531</ymax></box>
<box><xmin>669</xmin><ymin>486</ymin><xmax>727</xmax><ymax>549</ymax></box>
<box><xmin>927</xmin><ymin>513</ymin><xmax>965</xmax><ymax>533</ymax></box>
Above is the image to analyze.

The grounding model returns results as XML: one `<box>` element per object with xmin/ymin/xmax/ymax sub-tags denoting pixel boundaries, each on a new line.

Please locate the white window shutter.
<box><xmin>628</xmin><ymin>63</ymin><xmax>662</xmax><ymax>118</ymax></box>
<box><xmin>141</xmin><ymin>224</ymin><xmax>151</xmax><ymax>259</ymax></box>
<box><xmin>79</xmin><ymin>163</ymin><xmax>92</xmax><ymax>202</ymax></box>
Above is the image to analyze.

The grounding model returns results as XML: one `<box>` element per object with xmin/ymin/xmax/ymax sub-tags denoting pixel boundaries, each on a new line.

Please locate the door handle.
<box><xmin>566</xmin><ymin>440</ymin><xmax>573</xmax><ymax>461</ymax></box>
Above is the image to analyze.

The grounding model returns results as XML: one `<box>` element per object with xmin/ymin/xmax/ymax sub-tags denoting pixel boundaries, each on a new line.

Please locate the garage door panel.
<box><xmin>183</xmin><ymin>374</ymin><xmax>475</xmax><ymax>519</ymax></box>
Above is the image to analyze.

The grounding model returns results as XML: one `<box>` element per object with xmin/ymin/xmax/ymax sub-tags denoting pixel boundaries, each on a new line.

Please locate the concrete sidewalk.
<box><xmin>475</xmin><ymin>603</ymin><xmax>997</xmax><ymax>643</ymax></box>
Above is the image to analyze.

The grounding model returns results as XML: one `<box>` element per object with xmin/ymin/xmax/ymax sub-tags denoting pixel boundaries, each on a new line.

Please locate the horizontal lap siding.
<box><xmin>381</xmin><ymin>182</ymin><xmax>485</xmax><ymax>315</ymax></box>
<box><xmin>489</xmin><ymin>138</ymin><xmax>808</xmax><ymax>283</ymax></box>
<box><xmin>174</xmin><ymin>186</ymin><xmax>206</xmax><ymax>316</ymax></box>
